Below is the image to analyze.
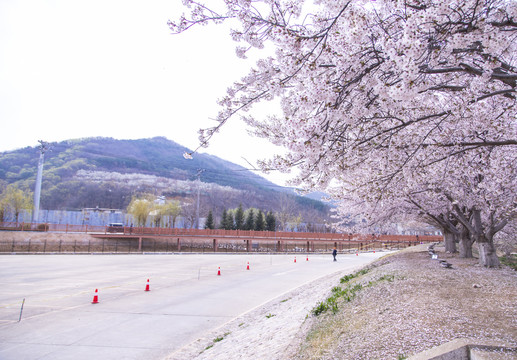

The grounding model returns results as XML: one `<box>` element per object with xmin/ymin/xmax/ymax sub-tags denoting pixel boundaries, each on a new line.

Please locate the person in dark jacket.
<box><xmin>332</xmin><ymin>248</ymin><xmax>337</xmax><ymax>261</ymax></box>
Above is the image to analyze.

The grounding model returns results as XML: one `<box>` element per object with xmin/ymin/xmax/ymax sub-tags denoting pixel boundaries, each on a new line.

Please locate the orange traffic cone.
<box><xmin>246</xmin><ymin>262</ymin><xmax>250</xmax><ymax>270</ymax></box>
<box><xmin>294</xmin><ymin>256</ymin><xmax>297</xmax><ymax>263</ymax></box>
<box><xmin>306</xmin><ymin>256</ymin><xmax>309</xmax><ymax>261</ymax></box>
<box><xmin>217</xmin><ymin>267</ymin><xmax>221</xmax><ymax>276</ymax></box>
<box><xmin>356</xmin><ymin>253</ymin><xmax>359</xmax><ymax>256</ymax></box>
<box><xmin>92</xmin><ymin>289</ymin><xmax>99</xmax><ymax>304</ymax></box>
<box><xmin>145</xmin><ymin>279</ymin><xmax>150</xmax><ymax>291</ymax></box>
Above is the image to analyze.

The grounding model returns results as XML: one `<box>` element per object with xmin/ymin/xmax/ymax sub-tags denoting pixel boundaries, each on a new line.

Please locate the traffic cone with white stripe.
<box><xmin>92</xmin><ymin>289</ymin><xmax>99</xmax><ymax>304</ymax></box>
<box><xmin>217</xmin><ymin>267</ymin><xmax>221</xmax><ymax>276</ymax></box>
<box><xmin>294</xmin><ymin>256</ymin><xmax>297</xmax><ymax>263</ymax></box>
<box><xmin>145</xmin><ymin>279</ymin><xmax>150</xmax><ymax>291</ymax></box>
<box><xmin>246</xmin><ymin>262</ymin><xmax>250</xmax><ymax>270</ymax></box>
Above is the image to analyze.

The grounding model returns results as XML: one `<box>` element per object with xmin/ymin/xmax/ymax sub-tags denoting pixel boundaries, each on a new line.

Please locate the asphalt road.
<box><xmin>0</xmin><ymin>252</ymin><xmax>386</xmax><ymax>359</ymax></box>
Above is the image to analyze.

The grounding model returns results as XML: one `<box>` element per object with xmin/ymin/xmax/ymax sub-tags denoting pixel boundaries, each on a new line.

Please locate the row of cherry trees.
<box><xmin>171</xmin><ymin>0</ymin><xmax>516</xmax><ymax>267</ymax></box>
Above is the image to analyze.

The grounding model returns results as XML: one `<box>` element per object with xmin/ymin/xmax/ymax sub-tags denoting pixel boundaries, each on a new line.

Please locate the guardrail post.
<box><xmin>213</xmin><ymin>239</ymin><xmax>217</xmax><ymax>252</ymax></box>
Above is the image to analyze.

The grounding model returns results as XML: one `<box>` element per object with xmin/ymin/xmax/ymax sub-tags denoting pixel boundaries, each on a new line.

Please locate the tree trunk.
<box><xmin>443</xmin><ymin>229</ymin><xmax>457</xmax><ymax>253</ymax></box>
<box><xmin>471</xmin><ymin>209</ymin><xmax>500</xmax><ymax>267</ymax></box>
<box><xmin>477</xmin><ymin>240</ymin><xmax>500</xmax><ymax>268</ymax></box>
<box><xmin>458</xmin><ymin>236</ymin><xmax>473</xmax><ymax>258</ymax></box>
<box><xmin>458</xmin><ymin>227</ymin><xmax>474</xmax><ymax>258</ymax></box>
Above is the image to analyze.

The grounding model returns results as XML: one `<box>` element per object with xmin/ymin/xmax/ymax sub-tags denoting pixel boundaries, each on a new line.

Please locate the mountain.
<box><xmin>0</xmin><ymin>137</ymin><xmax>329</xmax><ymax>225</ymax></box>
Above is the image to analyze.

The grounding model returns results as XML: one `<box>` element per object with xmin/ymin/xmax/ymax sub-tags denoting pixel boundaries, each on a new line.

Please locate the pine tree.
<box><xmin>255</xmin><ymin>210</ymin><xmax>265</xmax><ymax>231</ymax></box>
<box><xmin>204</xmin><ymin>210</ymin><xmax>215</xmax><ymax>229</ymax></box>
<box><xmin>219</xmin><ymin>209</ymin><xmax>228</xmax><ymax>229</ymax></box>
<box><xmin>226</xmin><ymin>212</ymin><xmax>235</xmax><ymax>230</ymax></box>
<box><xmin>235</xmin><ymin>204</ymin><xmax>245</xmax><ymax>230</ymax></box>
<box><xmin>266</xmin><ymin>211</ymin><xmax>276</xmax><ymax>232</ymax></box>
<box><xmin>244</xmin><ymin>209</ymin><xmax>254</xmax><ymax>230</ymax></box>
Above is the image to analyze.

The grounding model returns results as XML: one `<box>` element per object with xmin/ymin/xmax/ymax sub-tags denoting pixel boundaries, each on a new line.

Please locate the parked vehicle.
<box><xmin>107</xmin><ymin>223</ymin><xmax>124</xmax><ymax>233</ymax></box>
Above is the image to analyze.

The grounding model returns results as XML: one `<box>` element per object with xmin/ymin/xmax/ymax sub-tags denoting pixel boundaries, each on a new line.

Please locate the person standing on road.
<box><xmin>332</xmin><ymin>248</ymin><xmax>337</xmax><ymax>261</ymax></box>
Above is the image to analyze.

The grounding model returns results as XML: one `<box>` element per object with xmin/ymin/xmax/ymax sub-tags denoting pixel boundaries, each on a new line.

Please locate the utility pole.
<box><xmin>32</xmin><ymin>140</ymin><xmax>52</xmax><ymax>223</ymax></box>
<box><xmin>195</xmin><ymin>169</ymin><xmax>205</xmax><ymax>229</ymax></box>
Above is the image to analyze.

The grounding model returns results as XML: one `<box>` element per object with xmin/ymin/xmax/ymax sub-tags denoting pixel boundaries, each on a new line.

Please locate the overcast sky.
<box><xmin>0</xmin><ymin>0</ymin><xmax>290</xmax><ymax>185</ymax></box>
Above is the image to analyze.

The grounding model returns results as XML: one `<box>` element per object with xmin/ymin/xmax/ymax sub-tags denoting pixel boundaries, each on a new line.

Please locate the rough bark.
<box><xmin>458</xmin><ymin>231</ymin><xmax>474</xmax><ymax>258</ymax></box>
<box><xmin>460</xmin><ymin>237</ymin><xmax>474</xmax><ymax>259</ymax></box>
<box><xmin>443</xmin><ymin>229</ymin><xmax>458</xmax><ymax>253</ymax></box>
<box><xmin>477</xmin><ymin>240</ymin><xmax>500</xmax><ymax>268</ymax></box>
<box><xmin>472</xmin><ymin>210</ymin><xmax>501</xmax><ymax>267</ymax></box>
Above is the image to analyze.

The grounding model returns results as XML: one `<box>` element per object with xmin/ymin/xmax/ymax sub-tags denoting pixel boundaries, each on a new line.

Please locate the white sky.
<box><xmin>0</xmin><ymin>0</ymin><xmax>291</xmax><ymax>185</ymax></box>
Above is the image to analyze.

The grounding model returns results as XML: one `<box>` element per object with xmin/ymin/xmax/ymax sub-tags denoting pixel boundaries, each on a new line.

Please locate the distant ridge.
<box><xmin>0</xmin><ymin>137</ymin><xmax>329</xmax><ymax>223</ymax></box>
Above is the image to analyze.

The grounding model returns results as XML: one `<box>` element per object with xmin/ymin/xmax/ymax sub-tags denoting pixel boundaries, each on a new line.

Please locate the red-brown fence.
<box><xmin>0</xmin><ymin>221</ymin><xmax>441</xmax><ymax>241</ymax></box>
<box><xmin>0</xmin><ymin>221</ymin><xmax>443</xmax><ymax>254</ymax></box>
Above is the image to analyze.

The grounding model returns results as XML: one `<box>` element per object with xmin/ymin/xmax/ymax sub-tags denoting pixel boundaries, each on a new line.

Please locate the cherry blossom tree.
<box><xmin>170</xmin><ymin>0</ymin><xmax>517</xmax><ymax>266</ymax></box>
<box><xmin>333</xmin><ymin>144</ymin><xmax>516</xmax><ymax>266</ymax></box>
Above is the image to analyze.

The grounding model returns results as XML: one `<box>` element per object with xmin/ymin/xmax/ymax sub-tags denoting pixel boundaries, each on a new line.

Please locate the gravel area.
<box><xmin>165</xmin><ymin>245</ymin><xmax>517</xmax><ymax>360</ymax></box>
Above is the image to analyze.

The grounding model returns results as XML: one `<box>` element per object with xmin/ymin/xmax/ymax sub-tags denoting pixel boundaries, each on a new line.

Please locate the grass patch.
<box><xmin>312</xmin><ymin>269</ymin><xmax>396</xmax><ymax>316</ymax></box>
<box><xmin>340</xmin><ymin>268</ymin><xmax>370</xmax><ymax>284</ymax></box>
<box><xmin>500</xmin><ymin>254</ymin><xmax>517</xmax><ymax>271</ymax></box>
<box><xmin>266</xmin><ymin>313</ymin><xmax>276</xmax><ymax>318</ymax></box>
<box><xmin>213</xmin><ymin>336</ymin><xmax>224</xmax><ymax>343</ymax></box>
<box><xmin>210</xmin><ymin>331</ymin><xmax>231</xmax><ymax>347</ymax></box>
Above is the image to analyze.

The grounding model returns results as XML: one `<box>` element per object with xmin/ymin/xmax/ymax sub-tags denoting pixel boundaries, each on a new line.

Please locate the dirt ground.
<box><xmin>288</xmin><ymin>245</ymin><xmax>517</xmax><ymax>359</ymax></box>
<box><xmin>0</xmin><ymin>231</ymin><xmax>106</xmax><ymax>252</ymax></box>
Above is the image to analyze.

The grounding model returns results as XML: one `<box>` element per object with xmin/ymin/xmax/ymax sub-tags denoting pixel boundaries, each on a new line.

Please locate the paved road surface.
<box><xmin>0</xmin><ymin>252</ymin><xmax>386</xmax><ymax>359</ymax></box>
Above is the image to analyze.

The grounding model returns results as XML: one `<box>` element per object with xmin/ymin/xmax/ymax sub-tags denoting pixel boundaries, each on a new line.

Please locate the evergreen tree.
<box><xmin>234</xmin><ymin>204</ymin><xmax>245</xmax><ymax>230</ymax></box>
<box><xmin>266</xmin><ymin>211</ymin><xmax>276</xmax><ymax>232</ymax></box>
<box><xmin>244</xmin><ymin>209</ymin><xmax>254</xmax><ymax>230</ymax></box>
<box><xmin>204</xmin><ymin>210</ymin><xmax>215</xmax><ymax>229</ymax></box>
<box><xmin>219</xmin><ymin>209</ymin><xmax>228</xmax><ymax>229</ymax></box>
<box><xmin>226</xmin><ymin>212</ymin><xmax>235</xmax><ymax>230</ymax></box>
<box><xmin>255</xmin><ymin>210</ymin><xmax>265</xmax><ymax>231</ymax></box>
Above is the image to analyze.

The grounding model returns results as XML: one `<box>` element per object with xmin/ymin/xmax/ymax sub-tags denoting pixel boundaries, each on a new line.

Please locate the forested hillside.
<box><xmin>0</xmin><ymin>137</ymin><xmax>329</xmax><ymax>226</ymax></box>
